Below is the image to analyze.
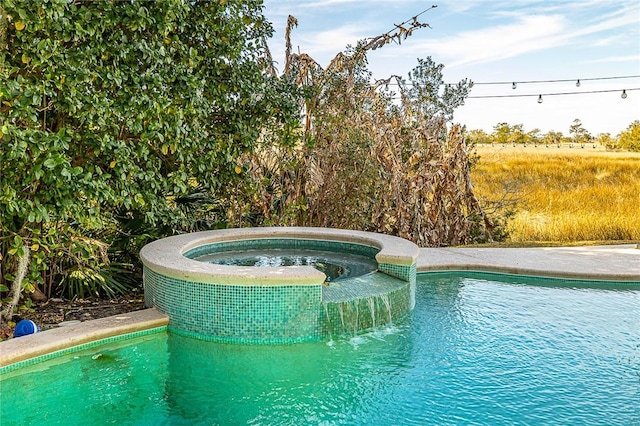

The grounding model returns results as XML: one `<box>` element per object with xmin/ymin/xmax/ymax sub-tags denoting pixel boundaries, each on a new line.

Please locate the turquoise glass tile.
<box><xmin>145</xmin><ymin>238</ymin><xmax>418</xmax><ymax>344</ymax></box>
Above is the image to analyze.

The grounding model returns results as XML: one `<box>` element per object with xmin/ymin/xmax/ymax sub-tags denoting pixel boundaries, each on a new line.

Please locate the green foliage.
<box><xmin>569</xmin><ymin>119</ymin><xmax>592</xmax><ymax>146</ymax></box>
<box><xmin>465</xmin><ymin>129</ymin><xmax>491</xmax><ymax>145</ymax></box>
<box><xmin>491</xmin><ymin>123</ymin><xmax>527</xmax><ymax>145</ymax></box>
<box><xmin>1</xmin><ymin>0</ymin><xmax>292</xmax><ymax>304</ymax></box>
<box><xmin>57</xmin><ymin>261</ymin><xmax>135</xmax><ymax>300</ymax></box>
<box><xmin>467</xmin><ymin>120</ymin><xmax>638</xmax><ymax>149</ymax></box>
<box><xmin>594</xmin><ymin>132</ymin><xmax>615</xmax><ymax>149</ymax></box>
<box><xmin>541</xmin><ymin>130</ymin><xmax>566</xmax><ymax>146</ymax></box>
<box><xmin>527</xmin><ymin>128</ymin><xmax>541</xmax><ymax>145</ymax></box>
<box><xmin>616</xmin><ymin>120</ymin><xmax>640</xmax><ymax>152</ymax></box>
<box><xmin>407</xmin><ymin>57</ymin><xmax>472</xmax><ymax>121</ymax></box>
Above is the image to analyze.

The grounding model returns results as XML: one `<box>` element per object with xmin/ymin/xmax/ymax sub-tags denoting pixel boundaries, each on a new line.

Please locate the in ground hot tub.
<box><xmin>140</xmin><ymin>227</ymin><xmax>418</xmax><ymax>344</ymax></box>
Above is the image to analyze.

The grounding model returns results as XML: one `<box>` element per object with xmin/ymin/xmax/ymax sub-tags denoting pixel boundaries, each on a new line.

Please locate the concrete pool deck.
<box><xmin>418</xmin><ymin>244</ymin><xmax>640</xmax><ymax>281</ymax></box>
<box><xmin>1</xmin><ymin>243</ymin><xmax>639</xmax><ymax>369</ymax></box>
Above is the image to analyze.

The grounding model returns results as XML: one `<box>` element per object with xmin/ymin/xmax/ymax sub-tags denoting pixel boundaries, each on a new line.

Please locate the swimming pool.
<box><xmin>1</xmin><ymin>273</ymin><xmax>638</xmax><ymax>425</ymax></box>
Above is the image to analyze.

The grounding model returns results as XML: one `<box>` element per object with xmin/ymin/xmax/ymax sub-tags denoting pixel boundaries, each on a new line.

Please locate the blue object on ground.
<box><xmin>14</xmin><ymin>319</ymin><xmax>40</xmax><ymax>337</ymax></box>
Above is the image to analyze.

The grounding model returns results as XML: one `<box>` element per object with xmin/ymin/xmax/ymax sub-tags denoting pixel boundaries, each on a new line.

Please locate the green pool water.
<box><xmin>2</xmin><ymin>274</ymin><xmax>639</xmax><ymax>425</ymax></box>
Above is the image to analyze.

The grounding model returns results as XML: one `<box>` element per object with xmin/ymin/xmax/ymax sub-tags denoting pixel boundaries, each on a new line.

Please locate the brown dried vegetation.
<box><xmin>235</xmin><ymin>14</ymin><xmax>494</xmax><ymax>246</ymax></box>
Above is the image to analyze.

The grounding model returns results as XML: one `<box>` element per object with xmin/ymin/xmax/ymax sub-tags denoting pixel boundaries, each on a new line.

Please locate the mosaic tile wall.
<box><xmin>145</xmin><ymin>238</ymin><xmax>418</xmax><ymax>344</ymax></box>
<box><xmin>145</xmin><ymin>267</ymin><xmax>323</xmax><ymax>344</ymax></box>
<box><xmin>378</xmin><ymin>263</ymin><xmax>417</xmax><ymax>309</ymax></box>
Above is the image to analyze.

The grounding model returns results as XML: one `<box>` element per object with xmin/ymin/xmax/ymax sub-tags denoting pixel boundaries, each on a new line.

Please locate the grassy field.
<box><xmin>471</xmin><ymin>145</ymin><xmax>640</xmax><ymax>244</ymax></box>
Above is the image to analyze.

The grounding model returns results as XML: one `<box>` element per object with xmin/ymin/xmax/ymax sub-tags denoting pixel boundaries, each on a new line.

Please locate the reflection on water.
<box><xmin>2</xmin><ymin>275</ymin><xmax>638</xmax><ymax>425</ymax></box>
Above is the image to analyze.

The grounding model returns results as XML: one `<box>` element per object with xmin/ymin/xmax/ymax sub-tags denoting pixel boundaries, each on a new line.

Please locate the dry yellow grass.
<box><xmin>471</xmin><ymin>145</ymin><xmax>640</xmax><ymax>243</ymax></box>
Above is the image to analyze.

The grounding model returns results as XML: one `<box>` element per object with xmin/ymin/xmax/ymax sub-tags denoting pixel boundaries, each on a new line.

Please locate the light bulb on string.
<box><xmin>512</xmin><ymin>82</ymin><xmax>517</xmax><ymax>89</ymax></box>
<box><xmin>576</xmin><ymin>79</ymin><xmax>581</xmax><ymax>87</ymax></box>
<box><xmin>621</xmin><ymin>90</ymin><xmax>627</xmax><ymax>99</ymax></box>
<box><xmin>537</xmin><ymin>95</ymin><xmax>543</xmax><ymax>104</ymax></box>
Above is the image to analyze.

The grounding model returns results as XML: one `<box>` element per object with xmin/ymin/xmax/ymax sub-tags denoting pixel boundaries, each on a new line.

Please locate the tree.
<box><xmin>492</xmin><ymin>123</ymin><xmax>527</xmax><ymax>145</ymax></box>
<box><xmin>465</xmin><ymin>129</ymin><xmax>492</xmax><ymax>145</ymax></box>
<box><xmin>1</xmin><ymin>0</ymin><xmax>295</xmax><ymax>314</ymax></box>
<box><xmin>541</xmin><ymin>130</ymin><xmax>565</xmax><ymax>147</ymax></box>
<box><xmin>616</xmin><ymin>120</ymin><xmax>640</xmax><ymax>152</ymax></box>
<box><xmin>527</xmin><ymin>128</ymin><xmax>541</xmax><ymax>145</ymax></box>
<box><xmin>407</xmin><ymin>57</ymin><xmax>471</xmax><ymax>122</ymax></box>
<box><xmin>594</xmin><ymin>133</ymin><xmax>615</xmax><ymax>149</ymax></box>
<box><xmin>569</xmin><ymin>119</ymin><xmax>592</xmax><ymax>147</ymax></box>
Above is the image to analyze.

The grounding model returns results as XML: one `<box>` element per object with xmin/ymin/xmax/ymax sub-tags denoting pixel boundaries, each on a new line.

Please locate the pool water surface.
<box><xmin>2</xmin><ymin>274</ymin><xmax>638</xmax><ymax>425</ymax></box>
<box><xmin>195</xmin><ymin>248</ymin><xmax>379</xmax><ymax>281</ymax></box>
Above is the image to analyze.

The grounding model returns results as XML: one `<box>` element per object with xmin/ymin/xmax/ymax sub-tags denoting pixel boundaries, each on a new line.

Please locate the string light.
<box><xmin>385</xmin><ymin>75</ymin><xmax>640</xmax><ymax>89</ymax></box>
<box><xmin>378</xmin><ymin>74</ymin><xmax>640</xmax><ymax>101</ymax></box>
<box><xmin>467</xmin><ymin>87</ymin><xmax>640</xmax><ymax>99</ymax></box>
<box><xmin>471</xmin><ymin>75</ymin><xmax>640</xmax><ymax>86</ymax></box>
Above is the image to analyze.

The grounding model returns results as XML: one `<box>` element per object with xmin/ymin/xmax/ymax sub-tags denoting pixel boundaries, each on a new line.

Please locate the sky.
<box><xmin>262</xmin><ymin>0</ymin><xmax>640</xmax><ymax>136</ymax></box>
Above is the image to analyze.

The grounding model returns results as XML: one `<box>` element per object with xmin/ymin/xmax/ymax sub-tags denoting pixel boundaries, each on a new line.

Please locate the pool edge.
<box><xmin>417</xmin><ymin>265</ymin><xmax>640</xmax><ymax>283</ymax></box>
<box><xmin>417</xmin><ymin>244</ymin><xmax>640</xmax><ymax>282</ymax></box>
<box><xmin>0</xmin><ymin>308</ymin><xmax>169</xmax><ymax>369</ymax></box>
<box><xmin>2</xmin><ymin>244</ymin><xmax>637</xmax><ymax>371</ymax></box>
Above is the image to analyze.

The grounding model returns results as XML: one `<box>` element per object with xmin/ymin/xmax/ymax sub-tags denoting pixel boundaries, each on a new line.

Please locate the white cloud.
<box><xmin>389</xmin><ymin>14</ymin><xmax>568</xmax><ymax>67</ymax></box>
<box><xmin>296</xmin><ymin>0</ymin><xmax>366</xmax><ymax>7</ymax></box>
<box><xmin>376</xmin><ymin>1</ymin><xmax>639</xmax><ymax>68</ymax></box>
<box><xmin>273</xmin><ymin>0</ymin><xmax>413</xmax><ymax>9</ymax></box>
<box><xmin>585</xmin><ymin>55</ymin><xmax>640</xmax><ymax>64</ymax></box>
<box><xmin>294</xmin><ymin>24</ymin><xmax>371</xmax><ymax>57</ymax></box>
<box><xmin>445</xmin><ymin>0</ymin><xmax>483</xmax><ymax>14</ymax></box>
<box><xmin>592</xmin><ymin>34</ymin><xmax>627</xmax><ymax>47</ymax></box>
<box><xmin>566</xmin><ymin>7</ymin><xmax>639</xmax><ymax>39</ymax></box>
<box><xmin>267</xmin><ymin>23</ymin><xmax>373</xmax><ymax>69</ymax></box>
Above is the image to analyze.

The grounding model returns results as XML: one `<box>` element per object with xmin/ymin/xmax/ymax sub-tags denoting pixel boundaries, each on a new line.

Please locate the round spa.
<box><xmin>140</xmin><ymin>227</ymin><xmax>419</xmax><ymax>344</ymax></box>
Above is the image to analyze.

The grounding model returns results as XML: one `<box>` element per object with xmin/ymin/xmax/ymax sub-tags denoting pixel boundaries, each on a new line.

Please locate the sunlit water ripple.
<box><xmin>2</xmin><ymin>275</ymin><xmax>638</xmax><ymax>425</ymax></box>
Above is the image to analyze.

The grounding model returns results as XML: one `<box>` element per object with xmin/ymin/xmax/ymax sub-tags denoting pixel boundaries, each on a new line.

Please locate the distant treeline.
<box><xmin>465</xmin><ymin>119</ymin><xmax>640</xmax><ymax>151</ymax></box>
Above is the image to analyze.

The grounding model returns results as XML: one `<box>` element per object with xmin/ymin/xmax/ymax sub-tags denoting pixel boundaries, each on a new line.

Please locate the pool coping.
<box><xmin>418</xmin><ymin>244</ymin><xmax>640</xmax><ymax>281</ymax></box>
<box><xmin>0</xmin><ymin>308</ymin><xmax>169</xmax><ymax>368</ymax></box>
<box><xmin>2</xmin><ymin>242</ymin><xmax>638</xmax><ymax>370</ymax></box>
<box><xmin>140</xmin><ymin>227</ymin><xmax>420</xmax><ymax>286</ymax></box>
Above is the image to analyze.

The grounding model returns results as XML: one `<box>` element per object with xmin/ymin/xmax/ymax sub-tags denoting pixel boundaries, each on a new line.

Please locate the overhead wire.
<box><xmin>376</xmin><ymin>75</ymin><xmax>638</xmax><ymax>101</ymax></box>
<box><xmin>472</xmin><ymin>75</ymin><xmax>640</xmax><ymax>86</ymax></box>
<box><xmin>380</xmin><ymin>75</ymin><xmax>640</xmax><ymax>87</ymax></box>
<box><xmin>467</xmin><ymin>87</ymin><xmax>639</xmax><ymax>99</ymax></box>
<box><xmin>379</xmin><ymin>4</ymin><xmax>438</xmax><ymax>35</ymax></box>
